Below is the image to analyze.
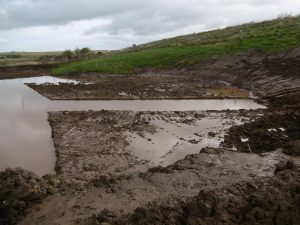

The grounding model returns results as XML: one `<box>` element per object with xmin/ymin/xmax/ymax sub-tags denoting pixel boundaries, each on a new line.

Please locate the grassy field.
<box><xmin>47</xmin><ymin>16</ymin><xmax>300</xmax><ymax>75</ymax></box>
<box><xmin>0</xmin><ymin>51</ymin><xmax>62</xmax><ymax>67</ymax></box>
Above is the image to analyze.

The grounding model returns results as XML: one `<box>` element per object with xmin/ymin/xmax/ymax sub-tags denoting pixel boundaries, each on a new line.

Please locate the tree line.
<box><xmin>39</xmin><ymin>48</ymin><xmax>104</xmax><ymax>62</ymax></box>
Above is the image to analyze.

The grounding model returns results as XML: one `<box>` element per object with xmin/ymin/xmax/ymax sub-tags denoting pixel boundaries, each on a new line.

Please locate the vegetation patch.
<box><xmin>53</xmin><ymin>16</ymin><xmax>300</xmax><ymax>76</ymax></box>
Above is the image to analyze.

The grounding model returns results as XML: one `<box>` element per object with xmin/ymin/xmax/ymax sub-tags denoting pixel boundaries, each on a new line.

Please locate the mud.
<box><xmin>0</xmin><ymin>64</ymin><xmax>54</xmax><ymax>80</ymax></box>
<box><xmin>190</xmin><ymin>48</ymin><xmax>300</xmax><ymax>107</ymax></box>
<box><xmin>27</xmin><ymin>48</ymin><xmax>300</xmax><ymax>106</ymax></box>
<box><xmin>0</xmin><ymin>168</ymin><xmax>62</xmax><ymax>225</ymax></box>
<box><xmin>28</xmin><ymin>74</ymin><xmax>251</xmax><ymax>100</ymax></box>
<box><xmin>96</xmin><ymin>167</ymin><xmax>300</xmax><ymax>225</ymax></box>
<box><xmin>47</xmin><ymin>110</ymin><xmax>263</xmax><ymax>187</ymax></box>
<box><xmin>16</xmin><ymin>109</ymin><xmax>295</xmax><ymax>225</ymax></box>
<box><xmin>18</xmin><ymin>148</ymin><xmax>293</xmax><ymax>225</ymax></box>
<box><xmin>222</xmin><ymin>108</ymin><xmax>300</xmax><ymax>154</ymax></box>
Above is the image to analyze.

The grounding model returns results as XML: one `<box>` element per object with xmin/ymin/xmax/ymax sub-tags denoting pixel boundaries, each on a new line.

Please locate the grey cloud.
<box><xmin>1</xmin><ymin>0</ymin><xmax>296</xmax><ymax>31</ymax></box>
<box><xmin>0</xmin><ymin>0</ymin><xmax>299</xmax><ymax>52</ymax></box>
<box><xmin>0</xmin><ymin>0</ymin><xmax>143</xmax><ymax>29</ymax></box>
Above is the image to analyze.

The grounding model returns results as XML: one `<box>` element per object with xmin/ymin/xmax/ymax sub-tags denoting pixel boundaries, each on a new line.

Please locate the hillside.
<box><xmin>53</xmin><ymin>15</ymin><xmax>300</xmax><ymax>76</ymax></box>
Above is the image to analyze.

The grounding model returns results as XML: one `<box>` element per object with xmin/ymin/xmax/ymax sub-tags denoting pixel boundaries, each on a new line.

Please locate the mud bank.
<box><xmin>0</xmin><ymin>64</ymin><xmax>54</xmax><ymax>80</ymax></box>
<box><xmin>27</xmin><ymin>48</ymin><xmax>300</xmax><ymax>105</ymax></box>
<box><xmin>28</xmin><ymin>74</ymin><xmax>250</xmax><ymax>100</ymax></box>
<box><xmin>222</xmin><ymin>108</ymin><xmax>300</xmax><ymax>154</ymax></box>
<box><xmin>190</xmin><ymin>48</ymin><xmax>300</xmax><ymax>107</ymax></box>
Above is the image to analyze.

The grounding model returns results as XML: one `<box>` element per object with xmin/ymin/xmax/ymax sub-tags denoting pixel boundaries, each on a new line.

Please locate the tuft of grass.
<box><xmin>53</xmin><ymin>15</ymin><xmax>300</xmax><ymax>76</ymax></box>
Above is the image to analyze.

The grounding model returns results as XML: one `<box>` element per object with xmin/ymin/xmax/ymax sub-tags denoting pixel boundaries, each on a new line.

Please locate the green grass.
<box><xmin>53</xmin><ymin>15</ymin><xmax>300</xmax><ymax>76</ymax></box>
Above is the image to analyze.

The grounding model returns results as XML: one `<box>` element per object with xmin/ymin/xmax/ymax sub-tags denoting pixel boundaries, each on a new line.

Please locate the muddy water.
<box><xmin>0</xmin><ymin>76</ymin><xmax>265</xmax><ymax>175</ymax></box>
<box><xmin>126</xmin><ymin>112</ymin><xmax>248</xmax><ymax>166</ymax></box>
<box><xmin>126</xmin><ymin>115</ymin><xmax>245</xmax><ymax>167</ymax></box>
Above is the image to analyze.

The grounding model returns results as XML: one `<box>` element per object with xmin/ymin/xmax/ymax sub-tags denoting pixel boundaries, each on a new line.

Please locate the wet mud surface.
<box><xmin>28</xmin><ymin>74</ymin><xmax>251</xmax><ymax>100</ymax></box>
<box><xmin>96</xmin><ymin>167</ymin><xmax>300</xmax><ymax>225</ymax></box>
<box><xmin>48</xmin><ymin>110</ymin><xmax>262</xmax><ymax>187</ymax></box>
<box><xmin>15</xmin><ymin>110</ymin><xmax>297</xmax><ymax>225</ymax></box>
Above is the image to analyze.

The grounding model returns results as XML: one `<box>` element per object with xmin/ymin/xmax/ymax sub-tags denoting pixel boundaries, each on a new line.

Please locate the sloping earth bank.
<box><xmin>27</xmin><ymin>48</ymin><xmax>300</xmax><ymax>106</ymax></box>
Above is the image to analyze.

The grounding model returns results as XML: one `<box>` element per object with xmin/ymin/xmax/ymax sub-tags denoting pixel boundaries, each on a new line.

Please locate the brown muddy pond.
<box><xmin>0</xmin><ymin>76</ymin><xmax>265</xmax><ymax>175</ymax></box>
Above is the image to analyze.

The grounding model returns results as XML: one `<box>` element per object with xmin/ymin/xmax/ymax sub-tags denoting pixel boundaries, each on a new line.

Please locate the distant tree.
<box><xmin>80</xmin><ymin>47</ymin><xmax>92</xmax><ymax>60</ymax></box>
<box><xmin>62</xmin><ymin>49</ymin><xmax>73</xmax><ymax>60</ymax></box>
<box><xmin>96</xmin><ymin>51</ymin><xmax>104</xmax><ymax>56</ymax></box>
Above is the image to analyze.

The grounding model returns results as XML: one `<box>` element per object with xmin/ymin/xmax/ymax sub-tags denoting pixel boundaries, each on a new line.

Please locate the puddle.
<box><xmin>125</xmin><ymin>114</ymin><xmax>245</xmax><ymax>166</ymax></box>
<box><xmin>0</xmin><ymin>76</ymin><xmax>266</xmax><ymax>175</ymax></box>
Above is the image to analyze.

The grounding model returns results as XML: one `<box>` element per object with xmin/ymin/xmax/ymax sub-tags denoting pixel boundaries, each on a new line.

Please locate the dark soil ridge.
<box><xmin>189</xmin><ymin>48</ymin><xmax>300</xmax><ymax>107</ymax></box>
<box><xmin>222</xmin><ymin>107</ymin><xmax>300</xmax><ymax>154</ymax></box>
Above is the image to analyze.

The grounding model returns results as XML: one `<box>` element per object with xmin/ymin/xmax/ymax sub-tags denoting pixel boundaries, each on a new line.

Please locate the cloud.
<box><xmin>0</xmin><ymin>0</ymin><xmax>299</xmax><ymax>51</ymax></box>
<box><xmin>0</xmin><ymin>37</ymin><xmax>7</xmax><ymax>43</ymax></box>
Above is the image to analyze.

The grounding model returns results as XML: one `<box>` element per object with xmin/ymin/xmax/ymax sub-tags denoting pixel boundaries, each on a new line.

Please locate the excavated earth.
<box><xmin>1</xmin><ymin>48</ymin><xmax>300</xmax><ymax>225</ymax></box>
<box><xmin>28</xmin><ymin>48</ymin><xmax>300</xmax><ymax>102</ymax></box>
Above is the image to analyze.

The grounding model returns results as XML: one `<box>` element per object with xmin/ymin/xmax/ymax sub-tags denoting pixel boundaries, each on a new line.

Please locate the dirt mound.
<box><xmin>0</xmin><ymin>168</ymin><xmax>62</xmax><ymax>225</ymax></box>
<box><xmin>89</xmin><ymin>167</ymin><xmax>300</xmax><ymax>225</ymax></box>
<box><xmin>192</xmin><ymin>48</ymin><xmax>300</xmax><ymax>107</ymax></box>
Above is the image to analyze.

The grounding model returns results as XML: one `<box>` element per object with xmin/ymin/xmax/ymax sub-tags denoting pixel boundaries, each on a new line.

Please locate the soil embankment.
<box><xmin>27</xmin><ymin>48</ymin><xmax>300</xmax><ymax>106</ymax></box>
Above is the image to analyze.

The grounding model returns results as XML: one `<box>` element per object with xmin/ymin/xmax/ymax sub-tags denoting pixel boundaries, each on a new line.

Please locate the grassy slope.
<box><xmin>53</xmin><ymin>16</ymin><xmax>300</xmax><ymax>76</ymax></box>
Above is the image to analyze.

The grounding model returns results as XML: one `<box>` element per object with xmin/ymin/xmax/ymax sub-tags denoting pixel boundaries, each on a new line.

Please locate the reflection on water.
<box><xmin>0</xmin><ymin>76</ymin><xmax>266</xmax><ymax>175</ymax></box>
<box><xmin>126</xmin><ymin>116</ymin><xmax>243</xmax><ymax>167</ymax></box>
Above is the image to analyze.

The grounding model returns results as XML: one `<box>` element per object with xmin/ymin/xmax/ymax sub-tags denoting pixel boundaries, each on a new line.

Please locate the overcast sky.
<box><xmin>0</xmin><ymin>0</ymin><xmax>299</xmax><ymax>52</ymax></box>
